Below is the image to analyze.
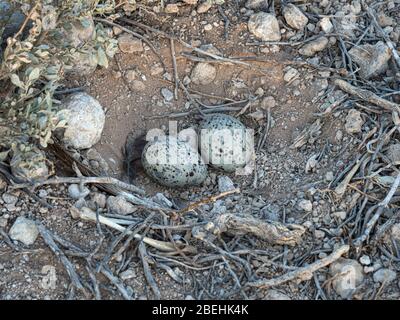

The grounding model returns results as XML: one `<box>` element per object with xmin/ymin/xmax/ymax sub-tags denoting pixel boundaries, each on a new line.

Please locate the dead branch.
<box><xmin>246</xmin><ymin>245</ymin><xmax>349</xmax><ymax>288</ymax></box>
<box><xmin>334</xmin><ymin>79</ymin><xmax>400</xmax><ymax>112</ymax></box>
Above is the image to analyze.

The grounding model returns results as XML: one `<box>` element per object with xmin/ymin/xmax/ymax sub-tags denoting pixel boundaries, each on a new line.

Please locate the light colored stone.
<box><xmin>2</xmin><ymin>193</ymin><xmax>18</xmax><ymax>205</ymax></box>
<box><xmin>345</xmin><ymin>109</ymin><xmax>364</xmax><ymax>134</ymax></box>
<box><xmin>165</xmin><ymin>3</ymin><xmax>179</xmax><ymax>14</ymax></box>
<box><xmin>386</xmin><ymin>144</ymin><xmax>400</xmax><ymax>164</ymax></box>
<box><xmin>320</xmin><ymin>17</ymin><xmax>333</xmax><ymax>33</ymax></box>
<box><xmin>107</xmin><ymin>196</ymin><xmax>137</xmax><ymax>215</ymax></box>
<box><xmin>283</xmin><ymin>67</ymin><xmax>299</xmax><ymax>82</ymax></box>
<box><xmin>349</xmin><ymin>41</ymin><xmax>391</xmax><ymax>79</ymax></box>
<box><xmin>68</xmin><ymin>184</ymin><xmax>90</xmax><ymax>200</ymax></box>
<box><xmin>265</xmin><ymin>290</ymin><xmax>291</xmax><ymax>300</ymax></box>
<box><xmin>9</xmin><ymin>217</ymin><xmax>39</xmax><ymax>246</ymax></box>
<box><xmin>218</xmin><ymin>176</ymin><xmax>235</xmax><ymax>193</ymax></box>
<box><xmin>373</xmin><ymin>268</ymin><xmax>397</xmax><ymax>284</ymax></box>
<box><xmin>359</xmin><ymin>255</ymin><xmax>371</xmax><ymax>266</ymax></box>
<box><xmin>333</xmin><ymin>211</ymin><xmax>347</xmax><ymax>220</ymax></box>
<box><xmin>40</xmin><ymin>265</ymin><xmax>57</xmax><ymax>290</ymax></box>
<box><xmin>204</xmin><ymin>24</ymin><xmax>213</xmax><ymax>31</ymax></box>
<box><xmin>197</xmin><ymin>1</ymin><xmax>212</xmax><ymax>14</ymax></box>
<box><xmin>119</xmin><ymin>269</ymin><xmax>136</xmax><ymax>280</ymax></box>
<box><xmin>283</xmin><ymin>4</ymin><xmax>308</xmax><ymax>30</ymax></box>
<box><xmin>112</xmin><ymin>26</ymin><xmax>122</xmax><ymax>36</ymax></box>
<box><xmin>245</xmin><ymin>0</ymin><xmax>269</xmax><ymax>11</ymax></box>
<box><xmin>125</xmin><ymin>70</ymin><xmax>137</xmax><ymax>81</ymax></box>
<box><xmin>191</xmin><ymin>62</ymin><xmax>217</xmax><ymax>85</ymax></box>
<box><xmin>248</xmin><ymin>13</ymin><xmax>281</xmax><ymax>41</ymax></box>
<box><xmin>298</xmin><ymin>199</ymin><xmax>312</xmax><ymax>212</ymax></box>
<box><xmin>61</xmin><ymin>92</ymin><xmax>105</xmax><ymax>150</ymax></box>
<box><xmin>0</xmin><ymin>217</ymin><xmax>8</xmax><ymax>228</ymax></box>
<box><xmin>299</xmin><ymin>37</ymin><xmax>329</xmax><ymax>56</ymax></box>
<box><xmin>118</xmin><ymin>34</ymin><xmax>144</xmax><ymax>53</ymax></box>
<box><xmin>182</xmin><ymin>0</ymin><xmax>198</xmax><ymax>4</ymax></box>
<box><xmin>92</xmin><ymin>192</ymin><xmax>106</xmax><ymax>208</ymax></box>
<box><xmin>329</xmin><ymin>258</ymin><xmax>364</xmax><ymax>299</ymax></box>
<box><xmin>391</xmin><ymin>223</ymin><xmax>400</xmax><ymax>241</ymax></box>
<box><xmin>260</xmin><ymin>96</ymin><xmax>276</xmax><ymax>109</ymax></box>
<box><xmin>63</xmin><ymin>16</ymin><xmax>95</xmax><ymax>48</ymax></box>
<box><xmin>131</xmin><ymin>80</ymin><xmax>146</xmax><ymax>91</ymax></box>
<box><xmin>161</xmin><ymin>87</ymin><xmax>174</xmax><ymax>102</ymax></box>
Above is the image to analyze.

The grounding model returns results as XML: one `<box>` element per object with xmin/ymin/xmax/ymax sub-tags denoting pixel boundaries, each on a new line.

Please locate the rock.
<box><xmin>183</xmin><ymin>0</ymin><xmax>198</xmax><ymax>4</ymax></box>
<box><xmin>199</xmin><ymin>44</ymin><xmax>222</xmax><ymax>56</ymax></box>
<box><xmin>165</xmin><ymin>3</ymin><xmax>179</xmax><ymax>14</ymax></box>
<box><xmin>386</xmin><ymin>144</ymin><xmax>400</xmax><ymax>164</ymax></box>
<box><xmin>320</xmin><ymin>17</ymin><xmax>333</xmax><ymax>33</ymax></box>
<box><xmin>38</xmin><ymin>189</ymin><xmax>48</xmax><ymax>198</ymax></box>
<box><xmin>359</xmin><ymin>255</ymin><xmax>371</xmax><ymax>266</ymax></box>
<box><xmin>131</xmin><ymin>80</ymin><xmax>146</xmax><ymax>91</ymax></box>
<box><xmin>373</xmin><ymin>268</ymin><xmax>397</xmax><ymax>284</ymax></box>
<box><xmin>265</xmin><ymin>290</ymin><xmax>291</xmax><ymax>300</ymax></box>
<box><xmin>2</xmin><ymin>193</ymin><xmax>18</xmax><ymax>205</ymax></box>
<box><xmin>86</xmin><ymin>148</ymin><xmax>110</xmax><ymax>174</ymax></box>
<box><xmin>142</xmin><ymin>136</ymin><xmax>207</xmax><ymax>187</ymax></box>
<box><xmin>391</xmin><ymin>223</ymin><xmax>400</xmax><ymax>242</ymax></box>
<box><xmin>40</xmin><ymin>265</ymin><xmax>57</xmax><ymax>290</ymax></box>
<box><xmin>125</xmin><ymin>70</ymin><xmax>137</xmax><ymax>81</ymax></box>
<box><xmin>204</xmin><ymin>24</ymin><xmax>213</xmax><ymax>32</ymax></box>
<box><xmin>68</xmin><ymin>184</ymin><xmax>90</xmax><ymax>200</ymax></box>
<box><xmin>197</xmin><ymin>1</ymin><xmax>212</xmax><ymax>14</ymax></box>
<box><xmin>161</xmin><ymin>88</ymin><xmax>174</xmax><ymax>102</ymax></box>
<box><xmin>61</xmin><ymin>92</ymin><xmax>105</xmax><ymax>149</ymax></box>
<box><xmin>10</xmin><ymin>148</ymin><xmax>49</xmax><ymax>181</ymax></box>
<box><xmin>218</xmin><ymin>176</ymin><xmax>235</xmax><ymax>193</ymax></box>
<box><xmin>329</xmin><ymin>258</ymin><xmax>364</xmax><ymax>299</ymax></box>
<box><xmin>315</xmin><ymin>230</ymin><xmax>325</xmax><ymax>239</ymax></box>
<box><xmin>283</xmin><ymin>4</ymin><xmax>308</xmax><ymax>30</ymax></box>
<box><xmin>248</xmin><ymin>13</ymin><xmax>281</xmax><ymax>41</ymax></box>
<box><xmin>299</xmin><ymin>37</ymin><xmax>328</xmax><ymax>56</ymax></box>
<box><xmin>0</xmin><ymin>217</ymin><xmax>8</xmax><ymax>228</ymax></box>
<box><xmin>118</xmin><ymin>34</ymin><xmax>144</xmax><ymax>53</ymax></box>
<box><xmin>260</xmin><ymin>96</ymin><xmax>276</xmax><ymax>109</ymax></box>
<box><xmin>91</xmin><ymin>192</ymin><xmax>107</xmax><ymax>208</ymax></box>
<box><xmin>377</xmin><ymin>12</ymin><xmax>394</xmax><ymax>27</ymax></box>
<box><xmin>63</xmin><ymin>16</ymin><xmax>95</xmax><ymax>48</ymax></box>
<box><xmin>112</xmin><ymin>26</ymin><xmax>123</xmax><ymax>36</ymax></box>
<box><xmin>345</xmin><ymin>109</ymin><xmax>364</xmax><ymax>134</ymax></box>
<box><xmin>283</xmin><ymin>67</ymin><xmax>299</xmax><ymax>82</ymax></box>
<box><xmin>348</xmin><ymin>42</ymin><xmax>391</xmax><ymax>79</ymax></box>
<box><xmin>298</xmin><ymin>199</ymin><xmax>312</xmax><ymax>212</ymax></box>
<box><xmin>199</xmin><ymin>114</ymin><xmax>253</xmax><ymax>172</ymax></box>
<box><xmin>191</xmin><ymin>62</ymin><xmax>217</xmax><ymax>85</ymax></box>
<box><xmin>333</xmin><ymin>211</ymin><xmax>347</xmax><ymax>220</ymax></box>
<box><xmin>9</xmin><ymin>217</ymin><xmax>39</xmax><ymax>246</ymax></box>
<box><xmin>245</xmin><ymin>0</ymin><xmax>269</xmax><ymax>11</ymax></box>
<box><xmin>119</xmin><ymin>269</ymin><xmax>136</xmax><ymax>280</ymax></box>
<box><xmin>107</xmin><ymin>196</ymin><xmax>137</xmax><ymax>215</ymax></box>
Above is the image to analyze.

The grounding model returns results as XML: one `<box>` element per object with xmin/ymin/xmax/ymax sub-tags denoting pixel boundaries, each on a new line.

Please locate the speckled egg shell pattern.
<box><xmin>199</xmin><ymin>114</ymin><xmax>252</xmax><ymax>172</ymax></box>
<box><xmin>142</xmin><ymin>136</ymin><xmax>207</xmax><ymax>187</ymax></box>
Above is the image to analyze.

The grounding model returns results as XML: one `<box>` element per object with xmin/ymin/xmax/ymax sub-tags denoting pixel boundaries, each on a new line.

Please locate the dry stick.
<box><xmin>334</xmin><ymin>79</ymin><xmax>400</xmax><ymax>112</ymax></box>
<box><xmin>12</xmin><ymin>3</ymin><xmax>38</xmax><ymax>39</ymax></box>
<box><xmin>10</xmin><ymin>176</ymin><xmax>145</xmax><ymax>195</ymax></box>
<box><xmin>36</xmin><ymin>222</ymin><xmax>89</xmax><ymax>298</ymax></box>
<box><xmin>246</xmin><ymin>245</ymin><xmax>349</xmax><ymax>288</ymax></box>
<box><xmin>170</xmin><ymin>38</ymin><xmax>179</xmax><ymax>100</ymax></box>
<box><xmin>138</xmin><ymin>242</ymin><xmax>161</xmax><ymax>299</ymax></box>
<box><xmin>354</xmin><ymin>173</ymin><xmax>400</xmax><ymax>248</ymax></box>
<box><xmin>93</xmin><ymin>18</ymin><xmax>166</xmax><ymax>71</ymax></box>
<box><xmin>100</xmin><ymin>266</ymin><xmax>133</xmax><ymax>300</ymax></box>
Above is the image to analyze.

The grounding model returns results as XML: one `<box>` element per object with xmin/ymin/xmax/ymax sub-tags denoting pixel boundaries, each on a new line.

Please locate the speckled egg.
<box><xmin>199</xmin><ymin>114</ymin><xmax>253</xmax><ymax>172</ymax></box>
<box><xmin>142</xmin><ymin>136</ymin><xmax>207</xmax><ymax>187</ymax></box>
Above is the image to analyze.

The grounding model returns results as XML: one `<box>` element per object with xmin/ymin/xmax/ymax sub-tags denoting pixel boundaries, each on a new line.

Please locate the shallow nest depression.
<box><xmin>1</xmin><ymin>0</ymin><xmax>400</xmax><ymax>300</ymax></box>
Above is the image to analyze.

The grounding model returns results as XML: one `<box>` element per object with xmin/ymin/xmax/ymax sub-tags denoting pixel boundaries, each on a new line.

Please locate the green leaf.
<box><xmin>97</xmin><ymin>47</ymin><xmax>108</xmax><ymax>68</ymax></box>
<box><xmin>28</xmin><ymin>67</ymin><xmax>40</xmax><ymax>82</ymax></box>
<box><xmin>10</xmin><ymin>74</ymin><xmax>24</xmax><ymax>89</ymax></box>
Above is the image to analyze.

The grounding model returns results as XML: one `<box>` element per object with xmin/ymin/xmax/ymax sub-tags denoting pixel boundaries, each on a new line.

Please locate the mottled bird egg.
<box><xmin>199</xmin><ymin>114</ymin><xmax>253</xmax><ymax>172</ymax></box>
<box><xmin>142</xmin><ymin>136</ymin><xmax>207</xmax><ymax>187</ymax></box>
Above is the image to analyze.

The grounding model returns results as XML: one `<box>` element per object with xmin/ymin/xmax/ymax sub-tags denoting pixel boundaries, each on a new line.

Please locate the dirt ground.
<box><xmin>1</xmin><ymin>0</ymin><xmax>400</xmax><ymax>300</ymax></box>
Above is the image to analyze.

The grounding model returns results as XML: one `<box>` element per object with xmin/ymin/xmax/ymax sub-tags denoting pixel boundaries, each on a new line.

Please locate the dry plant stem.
<box><xmin>139</xmin><ymin>242</ymin><xmax>161</xmax><ymax>299</ymax></box>
<box><xmin>334</xmin><ymin>79</ymin><xmax>400</xmax><ymax>112</ymax></box>
<box><xmin>36</xmin><ymin>222</ymin><xmax>89</xmax><ymax>297</ymax></box>
<box><xmin>334</xmin><ymin>155</ymin><xmax>365</xmax><ymax>197</ymax></box>
<box><xmin>170</xmin><ymin>38</ymin><xmax>179</xmax><ymax>100</ymax></box>
<box><xmin>11</xmin><ymin>176</ymin><xmax>145</xmax><ymax>195</ymax></box>
<box><xmin>211</xmin><ymin>214</ymin><xmax>306</xmax><ymax>246</ymax></box>
<box><xmin>178</xmin><ymin>188</ymin><xmax>240</xmax><ymax>214</ymax></box>
<box><xmin>13</xmin><ymin>3</ymin><xmax>38</xmax><ymax>39</ymax></box>
<box><xmin>71</xmin><ymin>207</ymin><xmax>196</xmax><ymax>253</ymax></box>
<box><xmin>354</xmin><ymin>173</ymin><xmax>400</xmax><ymax>248</ymax></box>
<box><xmin>100</xmin><ymin>266</ymin><xmax>133</xmax><ymax>300</ymax></box>
<box><xmin>246</xmin><ymin>245</ymin><xmax>349</xmax><ymax>288</ymax></box>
